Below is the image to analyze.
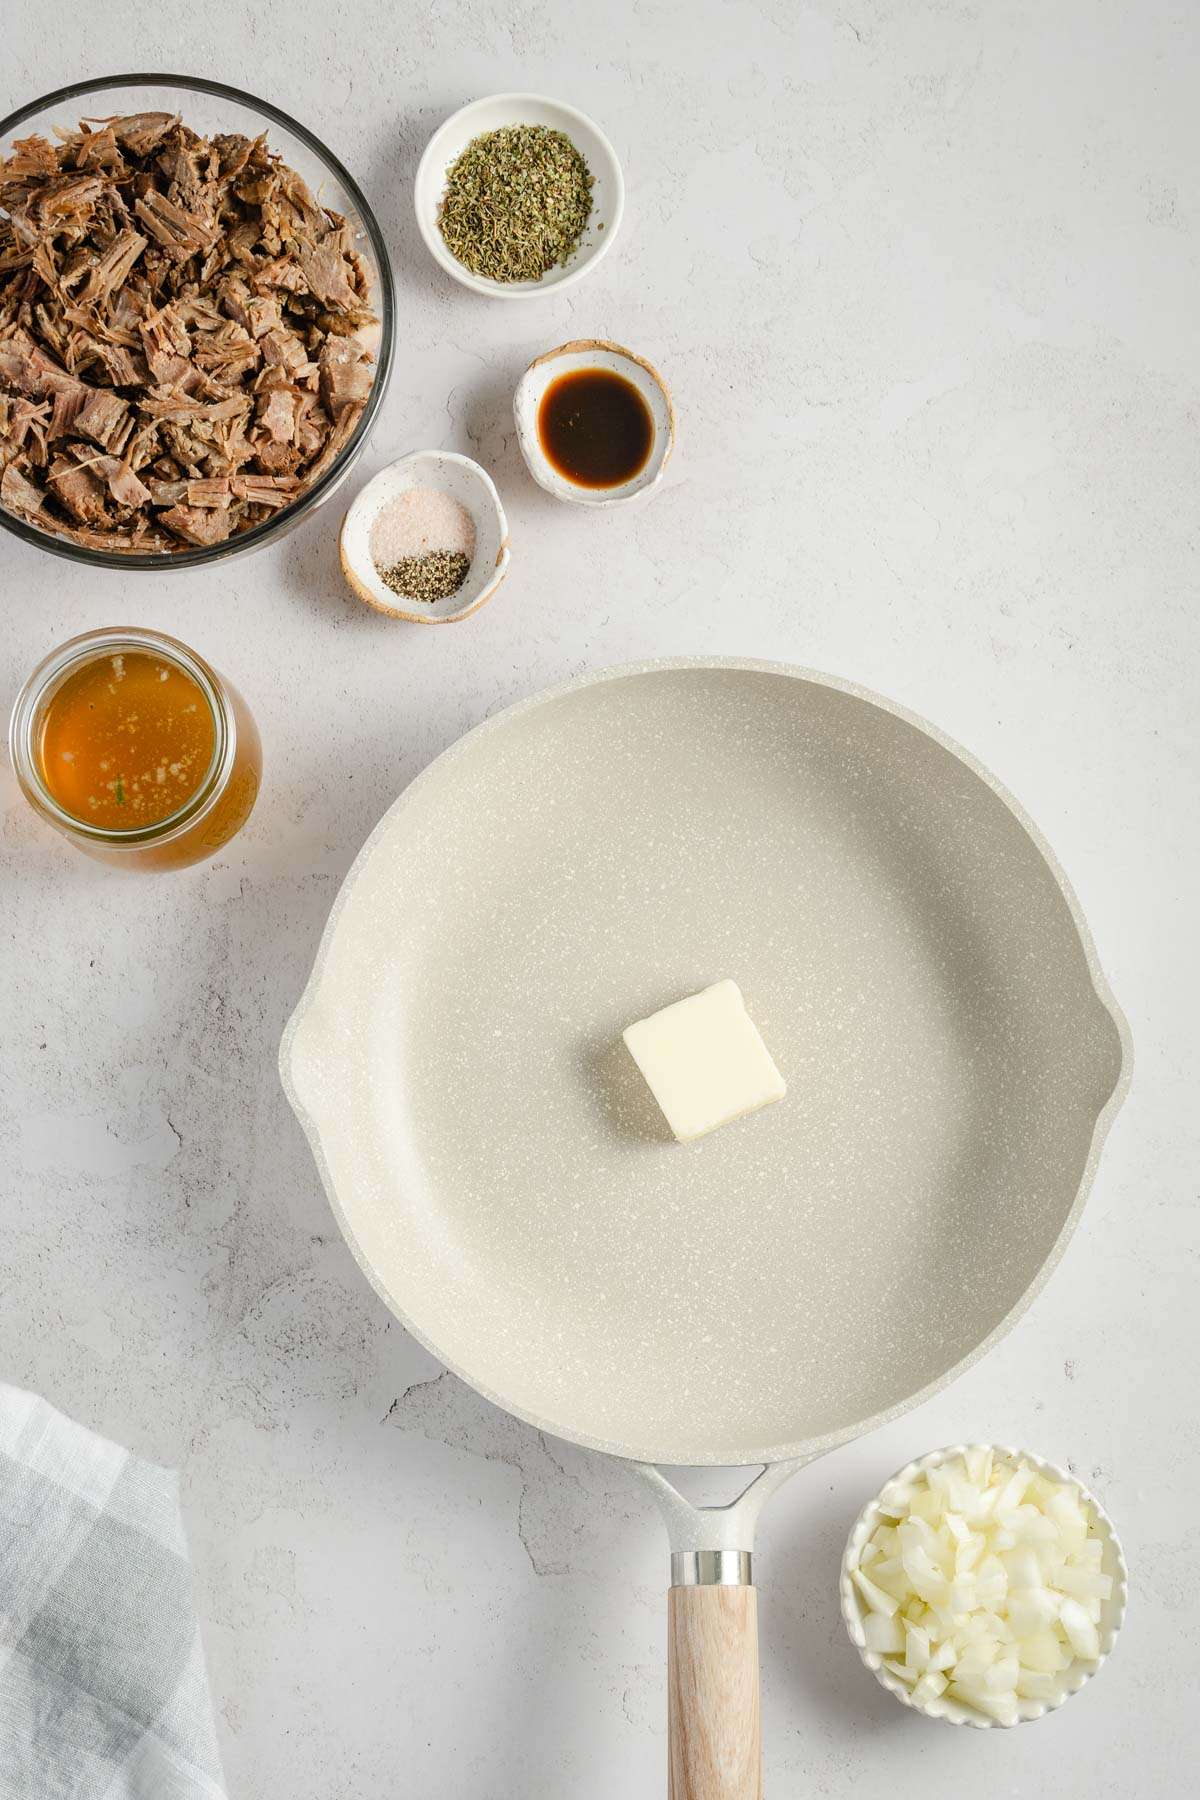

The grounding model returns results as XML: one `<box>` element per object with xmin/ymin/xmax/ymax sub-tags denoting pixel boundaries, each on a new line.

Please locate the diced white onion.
<box><xmin>1006</xmin><ymin>1590</ymin><xmax>1059</xmax><ymax>1637</ymax></box>
<box><xmin>1054</xmin><ymin>1565</ymin><xmax>1113</xmax><ymax>1602</ymax></box>
<box><xmin>964</xmin><ymin>1446</ymin><xmax>993</xmax><ymax>1487</ymax></box>
<box><xmin>852</xmin><ymin>1566</ymin><xmax>899</xmax><ymax>1617</ymax></box>
<box><xmin>984</xmin><ymin>1651</ymin><xmax>1020</xmax><ymax>1693</ymax></box>
<box><xmin>1000</xmin><ymin>1546</ymin><xmax>1043</xmax><ymax>1591</ymax></box>
<box><xmin>1059</xmin><ymin>1597</ymin><xmax>1101</xmax><ymax>1661</ymax></box>
<box><xmin>954</xmin><ymin>1640</ymin><xmax>996</xmax><ymax>1682</ymax></box>
<box><xmin>863</xmin><ymin>1612</ymin><xmax>905</xmax><ymax>1654</ymax></box>
<box><xmin>903</xmin><ymin>1621</ymin><xmax>930</xmax><ymax>1671</ymax></box>
<box><xmin>948</xmin><ymin>1680</ymin><xmax>1019</xmax><ymax>1726</ymax></box>
<box><xmin>883</xmin><ymin>1656</ymin><xmax>918</xmax><ymax>1685</ymax></box>
<box><xmin>850</xmin><ymin>1453</ymin><xmax>1110</xmax><ymax>1723</ymax></box>
<box><xmin>1017</xmin><ymin>1630</ymin><xmax>1068</xmax><ymax>1673</ymax></box>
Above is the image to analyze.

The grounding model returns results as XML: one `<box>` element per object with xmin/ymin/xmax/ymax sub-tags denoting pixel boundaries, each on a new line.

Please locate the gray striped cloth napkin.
<box><xmin>0</xmin><ymin>1383</ymin><xmax>226</xmax><ymax>1800</ymax></box>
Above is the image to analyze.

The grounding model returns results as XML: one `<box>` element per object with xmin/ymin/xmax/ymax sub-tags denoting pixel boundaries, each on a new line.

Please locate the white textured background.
<box><xmin>1</xmin><ymin>2</ymin><xmax>1196</xmax><ymax>1795</ymax></box>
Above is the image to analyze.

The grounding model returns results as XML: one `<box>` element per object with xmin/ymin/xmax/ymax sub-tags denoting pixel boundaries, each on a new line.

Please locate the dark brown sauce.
<box><xmin>537</xmin><ymin>367</ymin><xmax>654</xmax><ymax>488</ymax></box>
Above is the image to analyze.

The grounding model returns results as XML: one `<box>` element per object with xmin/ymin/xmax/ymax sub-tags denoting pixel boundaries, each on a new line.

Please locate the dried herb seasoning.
<box><xmin>437</xmin><ymin>125</ymin><xmax>593</xmax><ymax>283</ymax></box>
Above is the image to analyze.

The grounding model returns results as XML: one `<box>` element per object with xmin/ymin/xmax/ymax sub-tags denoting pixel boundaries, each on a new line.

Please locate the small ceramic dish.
<box><xmin>414</xmin><ymin>93</ymin><xmax>623</xmax><ymax>299</ymax></box>
<box><xmin>339</xmin><ymin>451</ymin><xmax>510</xmax><ymax>624</ymax></box>
<box><xmin>840</xmin><ymin>1444</ymin><xmax>1128</xmax><ymax>1729</ymax></box>
<box><xmin>513</xmin><ymin>340</ymin><xmax>675</xmax><ymax>508</ymax></box>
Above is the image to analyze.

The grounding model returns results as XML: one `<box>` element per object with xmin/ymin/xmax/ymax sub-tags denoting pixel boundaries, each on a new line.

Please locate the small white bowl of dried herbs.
<box><xmin>414</xmin><ymin>93</ymin><xmax>623</xmax><ymax>298</ymax></box>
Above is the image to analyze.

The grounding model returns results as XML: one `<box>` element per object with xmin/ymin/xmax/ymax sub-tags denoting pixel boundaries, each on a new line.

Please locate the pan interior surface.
<box><xmin>288</xmin><ymin>666</ymin><xmax>1124</xmax><ymax>1464</ymax></box>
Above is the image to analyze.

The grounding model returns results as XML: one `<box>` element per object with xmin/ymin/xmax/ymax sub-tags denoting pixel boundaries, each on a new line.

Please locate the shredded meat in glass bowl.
<box><xmin>0</xmin><ymin>75</ymin><xmax>394</xmax><ymax>568</ymax></box>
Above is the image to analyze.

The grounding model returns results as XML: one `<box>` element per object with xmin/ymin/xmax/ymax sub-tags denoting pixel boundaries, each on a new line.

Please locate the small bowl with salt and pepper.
<box><xmin>339</xmin><ymin>452</ymin><xmax>510</xmax><ymax>623</ymax></box>
<box><xmin>414</xmin><ymin>93</ymin><xmax>623</xmax><ymax>298</ymax></box>
<box><xmin>514</xmin><ymin>340</ymin><xmax>676</xmax><ymax>507</ymax></box>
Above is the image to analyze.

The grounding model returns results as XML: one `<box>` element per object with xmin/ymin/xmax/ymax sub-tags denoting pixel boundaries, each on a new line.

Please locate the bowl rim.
<box><xmin>413</xmin><ymin>91</ymin><xmax>624</xmax><ymax>300</ymax></box>
<box><xmin>338</xmin><ymin>448</ymin><xmax>511</xmax><ymax>624</ymax></box>
<box><xmin>0</xmin><ymin>71</ymin><xmax>395</xmax><ymax>571</ymax></box>
<box><xmin>839</xmin><ymin>1441</ymin><xmax>1129</xmax><ymax>1730</ymax></box>
<box><xmin>513</xmin><ymin>337</ymin><xmax>676</xmax><ymax>507</ymax></box>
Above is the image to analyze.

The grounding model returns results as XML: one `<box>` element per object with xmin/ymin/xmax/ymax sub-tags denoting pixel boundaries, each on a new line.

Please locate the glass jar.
<box><xmin>9</xmin><ymin>627</ymin><xmax>261</xmax><ymax>871</ymax></box>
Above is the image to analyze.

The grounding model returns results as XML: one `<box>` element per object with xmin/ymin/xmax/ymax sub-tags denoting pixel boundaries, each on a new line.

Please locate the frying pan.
<box><xmin>281</xmin><ymin>660</ymin><xmax>1129</xmax><ymax>1797</ymax></box>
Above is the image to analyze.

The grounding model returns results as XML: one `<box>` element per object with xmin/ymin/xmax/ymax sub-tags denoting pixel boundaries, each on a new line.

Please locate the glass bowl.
<box><xmin>0</xmin><ymin>74</ymin><xmax>395</xmax><ymax>571</ymax></box>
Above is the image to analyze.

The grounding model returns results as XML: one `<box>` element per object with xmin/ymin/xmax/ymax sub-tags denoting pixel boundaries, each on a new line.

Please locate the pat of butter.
<box><xmin>622</xmin><ymin>980</ymin><xmax>786</xmax><ymax>1142</ymax></box>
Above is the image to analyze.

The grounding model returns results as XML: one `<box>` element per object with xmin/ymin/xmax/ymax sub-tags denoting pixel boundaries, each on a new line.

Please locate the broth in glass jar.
<box><xmin>9</xmin><ymin>627</ymin><xmax>260</xmax><ymax>870</ymax></box>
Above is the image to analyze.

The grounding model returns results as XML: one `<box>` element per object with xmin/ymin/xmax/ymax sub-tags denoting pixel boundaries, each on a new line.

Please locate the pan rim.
<box><xmin>279</xmin><ymin>657</ymin><xmax>1133</xmax><ymax>1467</ymax></box>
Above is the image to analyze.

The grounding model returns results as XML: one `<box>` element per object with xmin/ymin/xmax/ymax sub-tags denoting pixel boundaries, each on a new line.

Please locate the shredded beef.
<box><xmin>1</xmin><ymin>459</ymin><xmax>45</xmax><ymax>514</ymax></box>
<box><xmin>0</xmin><ymin>111</ymin><xmax>377</xmax><ymax>553</ymax></box>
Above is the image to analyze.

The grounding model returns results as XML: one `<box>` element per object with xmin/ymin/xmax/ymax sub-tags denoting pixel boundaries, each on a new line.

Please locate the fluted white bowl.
<box><xmin>840</xmin><ymin>1443</ymin><xmax>1128</xmax><ymax>1729</ymax></box>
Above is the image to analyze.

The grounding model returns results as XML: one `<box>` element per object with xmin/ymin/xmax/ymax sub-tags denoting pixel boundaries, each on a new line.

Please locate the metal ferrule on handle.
<box><xmin>671</xmin><ymin>1549</ymin><xmax>753</xmax><ymax>1587</ymax></box>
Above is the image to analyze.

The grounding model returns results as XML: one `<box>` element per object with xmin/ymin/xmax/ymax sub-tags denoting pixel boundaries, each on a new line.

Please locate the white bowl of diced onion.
<box><xmin>840</xmin><ymin>1444</ymin><xmax>1127</xmax><ymax>1729</ymax></box>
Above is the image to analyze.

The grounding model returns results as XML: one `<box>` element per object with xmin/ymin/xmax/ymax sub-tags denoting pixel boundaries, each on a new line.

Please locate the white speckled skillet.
<box><xmin>281</xmin><ymin>658</ymin><xmax>1130</xmax><ymax>1798</ymax></box>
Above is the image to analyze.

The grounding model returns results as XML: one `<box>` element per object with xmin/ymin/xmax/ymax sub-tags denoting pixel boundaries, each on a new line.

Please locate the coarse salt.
<box><xmin>370</xmin><ymin>486</ymin><xmax>475</xmax><ymax>570</ymax></box>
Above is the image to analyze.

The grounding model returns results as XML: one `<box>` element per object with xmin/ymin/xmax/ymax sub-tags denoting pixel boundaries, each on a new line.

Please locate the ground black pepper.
<box><xmin>379</xmin><ymin>550</ymin><xmax>471</xmax><ymax>603</ymax></box>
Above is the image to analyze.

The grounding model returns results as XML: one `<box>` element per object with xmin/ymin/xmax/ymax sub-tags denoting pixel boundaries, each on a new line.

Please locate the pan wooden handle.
<box><xmin>668</xmin><ymin>1583</ymin><xmax>762</xmax><ymax>1800</ymax></box>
